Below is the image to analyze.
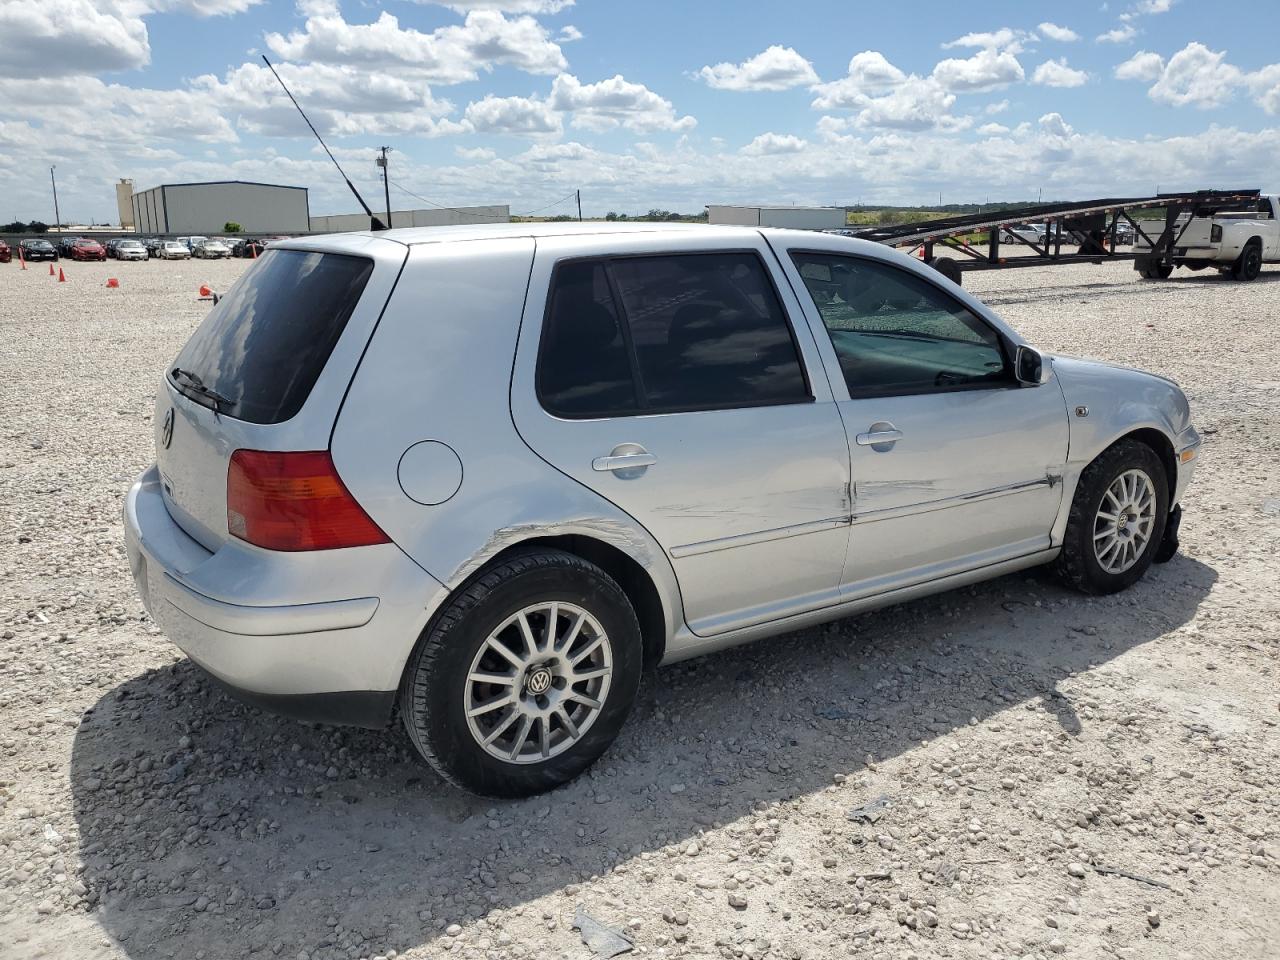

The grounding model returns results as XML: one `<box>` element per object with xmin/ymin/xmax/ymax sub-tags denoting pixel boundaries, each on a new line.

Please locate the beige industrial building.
<box><xmin>707</xmin><ymin>204</ymin><xmax>847</xmax><ymax>231</ymax></box>
<box><xmin>115</xmin><ymin>179</ymin><xmax>135</xmax><ymax>230</ymax></box>
<box><xmin>130</xmin><ymin>180</ymin><xmax>311</xmax><ymax>235</ymax></box>
<box><xmin>308</xmin><ymin>204</ymin><xmax>510</xmax><ymax>233</ymax></box>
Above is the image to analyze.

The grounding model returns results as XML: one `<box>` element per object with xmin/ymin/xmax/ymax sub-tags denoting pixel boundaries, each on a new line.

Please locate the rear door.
<box><xmin>511</xmin><ymin>233</ymin><xmax>851</xmax><ymax>637</ymax></box>
<box><xmin>155</xmin><ymin>239</ymin><xmax>405</xmax><ymax>551</ymax></box>
<box><xmin>775</xmin><ymin>243</ymin><xmax>1069</xmax><ymax>596</ymax></box>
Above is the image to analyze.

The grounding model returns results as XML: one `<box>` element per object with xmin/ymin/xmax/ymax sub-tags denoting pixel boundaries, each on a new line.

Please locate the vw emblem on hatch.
<box><xmin>161</xmin><ymin>408</ymin><xmax>175</xmax><ymax>449</ymax></box>
<box><xmin>526</xmin><ymin>667</ymin><xmax>553</xmax><ymax>695</ymax></box>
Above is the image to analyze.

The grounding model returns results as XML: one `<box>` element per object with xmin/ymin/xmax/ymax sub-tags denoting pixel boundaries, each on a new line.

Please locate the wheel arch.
<box><xmin>1112</xmin><ymin>427</ymin><xmax>1177</xmax><ymax>497</ymax></box>
<box><xmin>448</xmin><ymin>535</ymin><xmax>671</xmax><ymax>669</ymax></box>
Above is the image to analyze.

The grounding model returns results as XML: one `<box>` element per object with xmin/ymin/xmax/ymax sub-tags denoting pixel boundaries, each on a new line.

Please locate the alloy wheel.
<box><xmin>1093</xmin><ymin>468</ymin><xmax>1157</xmax><ymax>574</ymax></box>
<box><xmin>464</xmin><ymin>602</ymin><xmax>613</xmax><ymax>764</ymax></box>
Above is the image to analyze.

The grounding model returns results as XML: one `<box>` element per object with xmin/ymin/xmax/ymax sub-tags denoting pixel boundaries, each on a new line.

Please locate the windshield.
<box><xmin>168</xmin><ymin>249</ymin><xmax>374</xmax><ymax>424</ymax></box>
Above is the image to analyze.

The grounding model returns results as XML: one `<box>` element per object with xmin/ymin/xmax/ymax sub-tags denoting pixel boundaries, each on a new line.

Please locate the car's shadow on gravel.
<box><xmin>70</xmin><ymin>556</ymin><xmax>1216</xmax><ymax>960</ymax></box>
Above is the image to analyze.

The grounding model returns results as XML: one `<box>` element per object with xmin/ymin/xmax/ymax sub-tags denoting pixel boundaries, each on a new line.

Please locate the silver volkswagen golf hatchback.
<box><xmin>125</xmin><ymin>223</ymin><xmax>1200</xmax><ymax>796</ymax></box>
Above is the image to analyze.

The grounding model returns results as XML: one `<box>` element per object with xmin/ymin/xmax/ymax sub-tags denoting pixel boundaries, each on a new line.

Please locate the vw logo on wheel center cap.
<box><xmin>526</xmin><ymin>667</ymin><xmax>553</xmax><ymax>695</ymax></box>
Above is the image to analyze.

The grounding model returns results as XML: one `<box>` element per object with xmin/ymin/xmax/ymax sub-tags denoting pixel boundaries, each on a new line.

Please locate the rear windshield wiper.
<box><xmin>170</xmin><ymin>367</ymin><xmax>233</xmax><ymax>411</ymax></box>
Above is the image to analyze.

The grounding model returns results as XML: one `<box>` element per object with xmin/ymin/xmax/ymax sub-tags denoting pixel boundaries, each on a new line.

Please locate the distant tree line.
<box><xmin>2</xmin><ymin>220</ymin><xmax>50</xmax><ymax>233</ymax></box>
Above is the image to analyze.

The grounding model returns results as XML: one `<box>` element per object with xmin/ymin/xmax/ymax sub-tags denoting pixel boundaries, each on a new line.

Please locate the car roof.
<box><xmin>276</xmin><ymin>222</ymin><xmax>912</xmax><ymax>266</ymax></box>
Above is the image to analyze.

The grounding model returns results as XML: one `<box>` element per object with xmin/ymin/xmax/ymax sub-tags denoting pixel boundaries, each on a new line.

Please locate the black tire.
<box><xmin>1140</xmin><ymin>262</ymin><xmax>1173</xmax><ymax>280</ymax></box>
<box><xmin>1054</xmin><ymin>439</ymin><xmax>1169</xmax><ymax>595</ymax></box>
<box><xmin>399</xmin><ymin>549</ymin><xmax>643</xmax><ymax>797</ymax></box>
<box><xmin>1232</xmin><ymin>241</ymin><xmax>1262</xmax><ymax>281</ymax></box>
<box><xmin>928</xmin><ymin>256</ymin><xmax>962</xmax><ymax>285</ymax></box>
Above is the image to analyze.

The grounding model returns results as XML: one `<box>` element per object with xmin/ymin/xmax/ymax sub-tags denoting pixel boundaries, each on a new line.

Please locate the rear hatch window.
<box><xmin>169</xmin><ymin>248</ymin><xmax>374</xmax><ymax>424</ymax></box>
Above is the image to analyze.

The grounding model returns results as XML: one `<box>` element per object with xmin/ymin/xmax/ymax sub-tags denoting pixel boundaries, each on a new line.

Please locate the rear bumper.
<box><xmin>199</xmin><ymin>671</ymin><xmax>396</xmax><ymax>729</ymax></box>
<box><xmin>123</xmin><ymin>465</ymin><xmax>448</xmax><ymax>728</ymax></box>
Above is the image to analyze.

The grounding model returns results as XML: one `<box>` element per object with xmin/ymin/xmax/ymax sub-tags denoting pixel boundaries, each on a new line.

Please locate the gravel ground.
<box><xmin>1</xmin><ymin>254</ymin><xmax>1277</xmax><ymax>960</ymax></box>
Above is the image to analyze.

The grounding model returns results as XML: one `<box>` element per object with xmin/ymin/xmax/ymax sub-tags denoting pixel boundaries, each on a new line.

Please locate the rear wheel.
<box><xmin>400</xmin><ymin>549</ymin><xmax>643</xmax><ymax>797</ymax></box>
<box><xmin>1139</xmin><ymin>261</ymin><xmax>1174</xmax><ymax>280</ymax></box>
<box><xmin>1055</xmin><ymin>439</ymin><xmax>1168</xmax><ymax>595</ymax></box>
<box><xmin>928</xmin><ymin>256</ymin><xmax>962</xmax><ymax>285</ymax></box>
<box><xmin>1232</xmin><ymin>241</ymin><xmax>1262</xmax><ymax>281</ymax></box>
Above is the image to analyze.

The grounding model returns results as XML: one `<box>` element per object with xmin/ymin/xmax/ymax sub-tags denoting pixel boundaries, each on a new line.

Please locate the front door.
<box><xmin>512</xmin><ymin>236</ymin><xmax>851</xmax><ymax>637</ymax></box>
<box><xmin>778</xmin><ymin>247</ymin><xmax>1069</xmax><ymax>597</ymax></box>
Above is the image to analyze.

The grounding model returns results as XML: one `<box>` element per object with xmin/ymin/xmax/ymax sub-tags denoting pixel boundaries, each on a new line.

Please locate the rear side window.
<box><xmin>169</xmin><ymin>249</ymin><xmax>374</xmax><ymax>424</ymax></box>
<box><xmin>538</xmin><ymin>252</ymin><xmax>809</xmax><ymax>418</ymax></box>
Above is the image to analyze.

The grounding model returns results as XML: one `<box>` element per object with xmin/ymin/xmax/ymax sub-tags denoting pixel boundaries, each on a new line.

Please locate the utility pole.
<box><xmin>376</xmin><ymin>147</ymin><xmax>392</xmax><ymax>229</ymax></box>
<box><xmin>50</xmin><ymin>166</ymin><xmax>61</xmax><ymax>231</ymax></box>
<box><xmin>576</xmin><ymin>189</ymin><xmax>582</xmax><ymax>222</ymax></box>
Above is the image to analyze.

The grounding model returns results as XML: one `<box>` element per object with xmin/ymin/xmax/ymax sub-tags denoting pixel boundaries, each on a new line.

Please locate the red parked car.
<box><xmin>0</xmin><ymin>239</ymin><xmax>10</xmax><ymax>264</ymax></box>
<box><xmin>70</xmin><ymin>239</ymin><xmax>106</xmax><ymax>261</ymax></box>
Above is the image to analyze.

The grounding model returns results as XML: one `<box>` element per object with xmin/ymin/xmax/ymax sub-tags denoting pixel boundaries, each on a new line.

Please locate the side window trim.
<box><xmin>786</xmin><ymin>248</ymin><xmax>1018</xmax><ymax>401</ymax></box>
<box><xmin>536</xmin><ymin>249</ymin><xmax>816</xmax><ymax>419</ymax></box>
<box><xmin>600</xmin><ymin>260</ymin><xmax>652</xmax><ymax>411</ymax></box>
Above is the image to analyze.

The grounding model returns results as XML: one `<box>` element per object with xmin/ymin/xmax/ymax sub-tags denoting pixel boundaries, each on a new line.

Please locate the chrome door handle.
<box><xmin>855</xmin><ymin>428</ymin><xmax>903</xmax><ymax>446</ymax></box>
<box><xmin>592</xmin><ymin>451</ymin><xmax>657</xmax><ymax>472</ymax></box>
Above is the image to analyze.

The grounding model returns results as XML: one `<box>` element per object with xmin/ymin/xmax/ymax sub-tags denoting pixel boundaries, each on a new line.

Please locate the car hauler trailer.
<box><xmin>843</xmin><ymin>189</ymin><xmax>1262</xmax><ymax>285</ymax></box>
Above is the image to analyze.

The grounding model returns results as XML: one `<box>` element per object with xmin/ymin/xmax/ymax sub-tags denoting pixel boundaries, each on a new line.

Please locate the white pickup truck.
<box><xmin>1133</xmin><ymin>195</ymin><xmax>1279</xmax><ymax>281</ymax></box>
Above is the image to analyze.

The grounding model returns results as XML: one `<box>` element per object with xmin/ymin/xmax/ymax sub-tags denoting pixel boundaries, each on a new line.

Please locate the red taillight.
<box><xmin>227</xmin><ymin>450</ymin><xmax>390</xmax><ymax>551</ymax></box>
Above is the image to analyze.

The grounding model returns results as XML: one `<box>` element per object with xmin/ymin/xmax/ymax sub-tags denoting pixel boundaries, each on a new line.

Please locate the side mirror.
<box><xmin>1015</xmin><ymin>345</ymin><xmax>1045</xmax><ymax>385</ymax></box>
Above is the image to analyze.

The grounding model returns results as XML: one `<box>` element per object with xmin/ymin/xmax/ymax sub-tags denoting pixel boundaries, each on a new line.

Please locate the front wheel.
<box><xmin>1055</xmin><ymin>439</ymin><xmax>1169</xmax><ymax>595</ymax></box>
<box><xmin>400</xmin><ymin>549</ymin><xmax>643</xmax><ymax>797</ymax></box>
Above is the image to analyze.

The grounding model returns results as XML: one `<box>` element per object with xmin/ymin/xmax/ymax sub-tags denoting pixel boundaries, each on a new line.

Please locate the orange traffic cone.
<box><xmin>198</xmin><ymin>284</ymin><xmax>211</xmax><ymax>297</ymax></box>
<box><xmin>49</xmin><ymin>262</ymin><xmax>55</xmax><ymax>276</ymax></box>
<box><xmin>58</xmin><ymin>267</ymin><xmax>66</xmax><ymax>282</ymax></box>
<box><xmin>106</xmin><ymin>277</ymin><xmax>119</xmax><ymax>288</ymax></box>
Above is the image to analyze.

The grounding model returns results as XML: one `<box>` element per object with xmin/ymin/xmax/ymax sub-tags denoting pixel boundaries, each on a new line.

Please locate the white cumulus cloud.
<box><xmin>1097</xmin><ymin>25</ymin><xmax>1138</xmax><ymax>44</ymax></box>
<box><xmin>741</xmin><ymin>132</ymin><xmax>808</xmax><ymax>155</ymax></box>
<box><xmin>1149</xmin><ymin>42</ymin><xmax>1242</xmax><ymax>108</ymax></box>
<box><xmin>932</xmin><ymin>48</ymin><xmax>1025</xmax><ymax>92</ymax></box>
<box><xmin>1114</xmin><ymin>51</ymin><xmax>1165</xmax><ymax>82</ymax></box>
<box><xmin>1033</xmin><ymin>58</ymin><xmax>1089</xmax><ymax>88</ymax></box>
<box><xmin>463</xmin><ymin>94</ymin><xmax>561</xmax><ymax>135</ymax></box>
<box><xmin>264</xmin><ymin>9</ymin><xmax>567</xmax><ymax>83</ymax></box>
<box><xmin>549</xmin><ymin>74</ymin><xmax>695</xmax><ymax>132</ymax></box>
<box><xmin>1038</xmin><ymin>22</ymin><xmax>1080</xmax><ymax>43</ymax></box>
<box><xmin>696</xmin><ymin>45</ymin><xmax>819</xmax><ymax>91</ymax></box>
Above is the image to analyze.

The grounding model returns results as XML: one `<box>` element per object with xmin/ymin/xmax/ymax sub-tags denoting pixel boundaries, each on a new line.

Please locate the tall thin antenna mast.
<box><xmin>261</xmin><ymin>55</ymin><xmax>386</xmax><ymax>231</ymax></box>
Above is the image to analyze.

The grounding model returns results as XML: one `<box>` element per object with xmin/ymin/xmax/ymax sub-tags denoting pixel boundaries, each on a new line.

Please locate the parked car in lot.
<box><xmin>19</xmin><ymin>238</ymin><xmax>58</xmax><ymax>261</ymax></box>
<box><xmin>176</xmin><ymin>235</ymin><xmax>209</xmax><ymax>252</ymax></box>
<box><xmin>1000</xmin><ymin>223</ymin><xmax>1047</xmax><ymax>244</ymax></box>
<box><xmin>0</xmin><ymin>239</ymin><xmax>9</xmax><ymax>264</ymax></box>
<box><xmin>125</xmin><ymin>224</ymin><xmax>1200</xmax><ymax>797</ymax></box>
<box><xmin>69</xmin><ymin>238</ymin><xmax>106</xmax><ymax>261</ymax></box>
<box><xmin>115</xmin><ymin>239</ymin><xmax>148</xmax><ymax>261</ymax></box>
<box><xmin>58</xmin><ymin>236</ymin><xmax>82</xmax><ymax>257</ymax></box>
<box><xmin>231</xmin><ymin>238</ymin><xmax>266</xmax><ymax>258</ymax></box>
<box><xmin>158</xmin><ymin>241</ymin><xmax>191</xmax><ymax>260</ymax></box>
<box><xmin>193</xmin><ymin>238</ymin><xmax>232</xmax><ymax>259</ymax></box>
<box><xmin>143</xmin><ymin>238</ymin><xmax>164</xmax><ymax>257</ymax></box>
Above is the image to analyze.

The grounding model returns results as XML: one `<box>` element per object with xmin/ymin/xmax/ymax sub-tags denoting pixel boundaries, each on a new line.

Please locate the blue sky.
<box><xmin>2</xmin><ymin>0</ymin><xmax>1279</xmax><ymax>223</ymax></box>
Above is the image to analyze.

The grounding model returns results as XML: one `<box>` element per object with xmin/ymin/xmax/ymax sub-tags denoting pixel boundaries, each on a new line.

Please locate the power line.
<box><xmin>388</xmin><ymin>179</ymin><xmax>579</xmax><ymax>220</ymax></box>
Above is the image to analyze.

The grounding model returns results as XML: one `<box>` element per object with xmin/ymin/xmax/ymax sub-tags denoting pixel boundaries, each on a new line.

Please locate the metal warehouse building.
<box><xmin>131</xmin><ymin>180</ymin><xmax>310</xmax><ymax>235</ymax></box>
<box><xmin>707</xmin><ymin>204</ymin><xmax>847</xmax><ymax>231</ymax></box>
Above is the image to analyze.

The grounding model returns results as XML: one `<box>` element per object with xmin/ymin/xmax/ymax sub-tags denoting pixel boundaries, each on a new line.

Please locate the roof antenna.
<box><xmin>261</xmin><ymin>55</ymin><xmax>386</xmax><ymax>231</ymax></box>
